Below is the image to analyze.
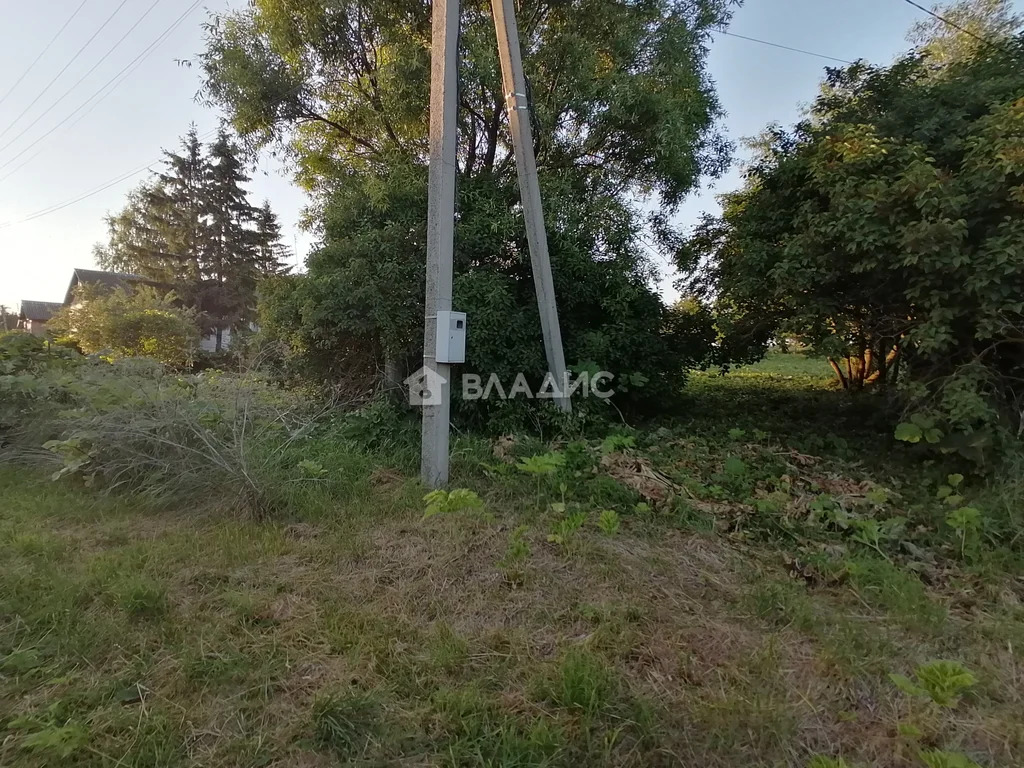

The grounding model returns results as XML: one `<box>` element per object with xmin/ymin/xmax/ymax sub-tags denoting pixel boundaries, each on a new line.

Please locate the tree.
<box><xmin>200</xmin><ymin>0</ymin><xmax>732</xmax><ymax>412</ymax></box>
<box><xmin>681</xmin><ymin>11</ymin><xmax>1024</xmax><ymax>444</ymax></box>
<box><xmin>97</xmin><ymin>128</ymin><xmax>290</xmax><ymax>350</ymax></box>
<box><xmin>0</xmin><ymin>306</ymin><xmax>13</xmax><ymax>332</ymax></box>
<box><xmin>252</xmin><ymin>201</ymin><xmax>292</xmax><ymax>277</ymax></box>
<box><xmin>204</xmin><ymin>129</ymin><xmax>258</xmax><ymax>350</ymax></box>
<box><xmin>907</xmin><ymin>0</ymin><xmax>1022</xmax><ymax>66</ymax></box>
<box><xmin>49</xmin><ymin>284</ymin><xmax>199</xmax><ymax>367</ymax></box>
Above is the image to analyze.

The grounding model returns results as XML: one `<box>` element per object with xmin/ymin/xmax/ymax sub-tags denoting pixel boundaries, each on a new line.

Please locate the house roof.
<box><xmin>64</xmin><ymin>268</ymin><xmax>141</xmax><ymax>304</ymax></box>
<box><xmin>19</xmin><ymin>300</ymin><xmax>63</xmax><ymax>322</ymax></box>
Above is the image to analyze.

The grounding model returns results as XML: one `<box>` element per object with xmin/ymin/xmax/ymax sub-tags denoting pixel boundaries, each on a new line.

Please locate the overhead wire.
<box><xmin>0</xmin><ymin>14</ymin><xmax>853</xmax><ymax>229</ymax></box>
<box><xmin>0</xmin><ymin>0</ymin><xmax>203</xmax><ymax>176</ymax></box>
<box><xmin>0</xmin><ymin>0</ymin><xmax>91</xmax><ymax>110</ymax></box>
<box><xmin>717</xmin><ymin>30</ymin><xmax>854</xmax><ymax>65</ymax></box>
<box><xmin>0</xmin><ymin>128</ymin><xmax>218</xmax><ymax>230</ymax></box>
<box><xmin>0</xmin><ymin>0</ymin><xmax>163</xmax><ymax>156</ymax></box>
<box><xmin>0</xmin><ymin>0</ymin><xmax>131</xmax><ymax>142</ymax></box>
<box><xmin>899</xmin><ymin>0</ymin><xmax>998</xmax><ymax>48</ymax></box>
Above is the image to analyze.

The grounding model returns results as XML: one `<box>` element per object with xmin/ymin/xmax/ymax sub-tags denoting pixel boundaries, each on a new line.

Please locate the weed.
<box><xmin>423</xmin><ymin>488</ymin><xmax>486</xmax><ymax>519</ymax></box>
<box><xmin>516</xmin><ymin>451</ymin><xmax>565</xmax><ymax>507</ymax></box>
<box><xmin>432</xmin><ymin>686</ymin><xmax>564</xmax><ymax>767</ymax></box>
<box><xmin>499</xmin><ymin>525</ymin><xmax>531</xmax><ymax>584</ymax></box>
<box><xmin>114</xmin><ymin>578</ymin><xmax>168</xmax><ymax>620</ymax></box>
<box><xmin>808</xmin><ymin>757</ymin><xmax>853</xmax><ymax>768</ymax></box>
<box><xmin>945</xmin><ymin>506</ymin><xmax>983</xmax><ymax>559</ymax></box>
<box><xmin>600</xmin><ymin>434</ymin><xmax>636</xmax><ymax>454</ymax></box>
<box><xmin>889</xmin><ymin>660</ymin><xmax>977</xmax><ymax>708</ymax></box>
<box><xmin>1</xmin><ymin>648</ymin><xmax>42</xmax><ymax>675</ymax></box>
<box><xmin>547</xmin><ymin>510</ymin><xmax>587</xmax><ymax>548</ymax></box>
<box><xmin>516</xmin><ymin>452</ymin><xmax>565</xmax><ymax>476</ymax></box>
<box><xmin>596</xmin><ymin>509</ymin><xmax>620</xmax><ymax>535</ymax></box>
<box><xmin>536</xmin><ymin>648</ymin><xmax>619</xmax><ymax>718</ymax></box>
<box><xmin>848</xmin><ymin>516</ymin><xmax>907</xmax><ymax>559</ymax></box>
<box><xmin>844</xmin><ymin>557</ymin><xmax>947</xmax><ymax>632</ymax></box>
<box><xmin>427</xmin><ymin>623</ymin><xmax>471</xmax><ymax>673</ymax></box>
<box><xmin>12</xmin><ymin>719</ymin><xmax>90</xmax><ymax>761</ymax></box>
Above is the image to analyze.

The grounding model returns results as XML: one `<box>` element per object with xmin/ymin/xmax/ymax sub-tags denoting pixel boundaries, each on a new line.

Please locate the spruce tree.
<box><xmin>204</xmin><ymin>129</ymin><xmax>258</xmax><ymax>350</ymax></box>
<box><xmin>252</xmin><ymin>201</ymin><xmax>291</xmax><ymax>276</ymax></box>
<box><xmin>96</xmin><ymin>126</ymin><xmax>292</xmax><ymax>351</ymax></box>
<box><xmin>144</xmin><ymin>126</ymin><xmax>209</xmax><ymax>306</ymax></box>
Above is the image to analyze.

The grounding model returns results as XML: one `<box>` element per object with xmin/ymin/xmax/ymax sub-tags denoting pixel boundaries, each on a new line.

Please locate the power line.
<box><xmin>717</xmin><ymin>30</ymin><xmax>854</xmax><ymax>65</ymax></box>
<box><xmin>0</xmin><ymin>55</ymin><xmax>137</xmax><ymax>184</ymax></box>
<box><xmin>0</xmin><ymin>129</ymin><xmax>218</xmax><ymax>230</ymax></box>
<box><xmin>0</xmin><ymin>0</ymin><xmax>203</xmax><ymax>175</ymax></box>
<box><xmin>0</xmin><ymin>0</ymin><xmax>91</xmax><ymax>110</ymax></box>
<box><xmin>0</xmin><ymin>0</ymin><xmax>131</xmax><ymax>143</ymax></box>
<box><xmin>900</xmin><ymin>0</ymin><xmax>997</xmax><ymax>47</ymax></box>
<box><xmin>0</xmin><ymin>0</ymin><xmax>163</xmax><ymax>157</ymax></box>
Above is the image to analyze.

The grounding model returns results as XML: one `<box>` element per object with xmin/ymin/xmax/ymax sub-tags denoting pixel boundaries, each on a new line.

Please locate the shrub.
<box><xmin>49</xmin><ymin>284</ymin><xmax>198</xmax><ymax>367</ymax></box>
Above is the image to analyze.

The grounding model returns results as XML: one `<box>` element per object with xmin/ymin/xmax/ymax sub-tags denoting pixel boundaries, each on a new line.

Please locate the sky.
<box><xmin>0</xmin><ymin>0</ymin><xmax>1011</xmax><ymax>311</ymax></box>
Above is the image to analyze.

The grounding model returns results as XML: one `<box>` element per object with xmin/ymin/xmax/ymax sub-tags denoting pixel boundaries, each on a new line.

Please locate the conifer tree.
<box><xmin>96</xmin><ymin>126</ymin><xmax>291</xmax><ymax>350</ymax></box>
<box><xmin>252</xmin><ymin>201</ymin><xmax>291</xmax><ymax>276</ymax></box>
<box><xmin>204</xmin><ymin>129</ymin><xmax>257</xmax><ymax>349</ymax></box>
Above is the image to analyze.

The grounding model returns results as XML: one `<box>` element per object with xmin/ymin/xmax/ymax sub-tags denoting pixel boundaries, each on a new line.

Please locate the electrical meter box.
<box><xmin>435</xmin><ymin>310</ymin><xmax>467</xmax><ymax>364</ymax></box>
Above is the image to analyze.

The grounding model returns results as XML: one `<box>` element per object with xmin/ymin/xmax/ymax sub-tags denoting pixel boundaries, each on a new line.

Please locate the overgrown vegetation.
<box><xmin>3</xmin><ymin>1</ymin><xmax>1023</xmax><ymax>766</ymax></box>
<box><xmin>682</xmin><ymin>8</ymin><xmax>1024</xmax><ymax>461</ymax></box>
<box><xmin>49</xmin><ymin>284</ymin><xmax>198</xmax><ymax>367</ymax></box>
<box><xmin>1</xmin><ymin>352</ymin><xmax>1021</xmax><ymax>766</ymax></box>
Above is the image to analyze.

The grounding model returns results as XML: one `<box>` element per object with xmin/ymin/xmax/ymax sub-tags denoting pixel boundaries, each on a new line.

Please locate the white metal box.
<box><xmin>435</xmin><ymin>310</ymin><xmax>467</xmax><ymax>364</ymax></box>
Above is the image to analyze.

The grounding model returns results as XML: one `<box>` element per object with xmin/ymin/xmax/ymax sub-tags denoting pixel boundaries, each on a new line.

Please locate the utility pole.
<box><xmin>420</xmin><ymin>0</ymin><xmax>461</xmax><ymax>487</ymax></box>
<box><xmin>490</xmin><ymin>0</ymin><xmax>571</xmax><ymax>413</ymax></box>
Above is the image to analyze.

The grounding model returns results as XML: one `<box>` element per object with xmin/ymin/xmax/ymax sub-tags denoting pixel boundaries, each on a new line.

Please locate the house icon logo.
<box><xmin>404</xmin><ymin>366</ymin><xmax>447</xmax><ymax>406</ymax></box>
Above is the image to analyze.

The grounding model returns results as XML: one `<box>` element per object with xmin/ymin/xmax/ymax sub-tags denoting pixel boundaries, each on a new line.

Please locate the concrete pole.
<box><xmin>420</xmin><ymin>0</ymin><xmax>461</xmax><ymax>488</ymax></box>
<box><xmin>490</xmin><ymin>0</ymin><xmax>571</xmax><ymax>412</ymax></box>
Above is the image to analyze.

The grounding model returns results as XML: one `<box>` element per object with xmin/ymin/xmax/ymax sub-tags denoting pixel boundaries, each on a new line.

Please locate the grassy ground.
<box><xmin>1</xmin><ymin>364</ymin><xmax>1022</xmax><ymax>767</ymax></box>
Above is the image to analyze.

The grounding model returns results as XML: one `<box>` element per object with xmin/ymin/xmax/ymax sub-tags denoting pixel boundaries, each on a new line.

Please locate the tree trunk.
<box><xmin>828</xmin><ymin>358</ymin><xmax>850</xmax><ymax>390</ymax></box>
<box><xmin>383</xmin><ymin>354</ymin><xmax>403</xmax><ymax>399</ymax></box>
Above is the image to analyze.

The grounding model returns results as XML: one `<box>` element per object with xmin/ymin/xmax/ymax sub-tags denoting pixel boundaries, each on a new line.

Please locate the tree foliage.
<box><xmin>200</xmin><ymin>0</ymin><xmax>732</xmax><ymax>411</ymax></box>
<box><xmin>681</xmin><ymin>9</ymin><xmax>1024</xmax><ymax>448</ymax></box>
<box><xmin>49</xmin><ymin>285</ymin><xmax>199</xmax><ymax>367</ymax></box>
<box><xmin>97</xmin><ymin>127</ymin><xmax>291</xmax><ymax>349</ymax></box>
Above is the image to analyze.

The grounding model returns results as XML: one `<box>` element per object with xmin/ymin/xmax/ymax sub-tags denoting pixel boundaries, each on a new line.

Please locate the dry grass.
<box><xmin>1</xmin><ymin>463</ymin><xmax>1021</xmax><ymax>768</ymax></box>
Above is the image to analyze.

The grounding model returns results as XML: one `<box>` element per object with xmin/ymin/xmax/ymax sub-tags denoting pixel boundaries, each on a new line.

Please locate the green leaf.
<box><xmin>894</xmin><ymin>422</ymin><xmax>922</xmax><ymax>443</ymax></box>
<box><xmin>723</xmin><ymin>456</ymin><xmax>747</xmax><ymax>476</ymax></box>
<box><xmin>888</xmin><ymin>673</ymin><xmax>926</xmax><ymax>698</ymax></box>
<box><xmin>865</xmin><ymin>488</ymin><xmax>888</xmax><ymax>505</ymax></box>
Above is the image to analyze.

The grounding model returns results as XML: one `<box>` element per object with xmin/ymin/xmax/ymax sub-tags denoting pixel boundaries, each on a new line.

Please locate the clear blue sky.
<box><xmin>0</xmin><ymin>0</ymin><xmax>1011</xmax><ymax>310</ymax></box>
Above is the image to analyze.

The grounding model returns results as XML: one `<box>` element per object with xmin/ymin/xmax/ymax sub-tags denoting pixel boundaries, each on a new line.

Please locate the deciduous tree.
<box><xmin>681</xmin><ymin>7</ymin><xmax>1024</xmax><ymax>446</ymax></box>
<box><xmin>200</xmin><ymin>0</ymin><xmax>732</xmax><ymax>411</ymax></box>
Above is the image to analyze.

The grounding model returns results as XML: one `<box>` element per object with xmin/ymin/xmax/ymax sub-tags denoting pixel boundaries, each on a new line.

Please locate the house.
<box><xmin>64</xmin><ymin>268</ymin><xmax>141</xmax><ymax>305</ymax></box>
<box><xmin>17</xmin><ymin>301</ymin><xmax>63</xmax><ymax>337</ymax></box>
<box><xmin>62</xmin><ymin>267</ymin><xmax>236</xmax><ymax>352</ymax></box>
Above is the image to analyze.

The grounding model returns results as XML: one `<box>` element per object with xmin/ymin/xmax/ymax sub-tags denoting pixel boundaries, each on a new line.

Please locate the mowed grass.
<box><xmin>2</xmin><ymin>369</ymin><xmax>1022</xmax><ymax>767</ymax></box>
<box><xmin>733</xmin><ymin>349</ymin><xmax>836</xmax><ymax>378</ymax></box>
